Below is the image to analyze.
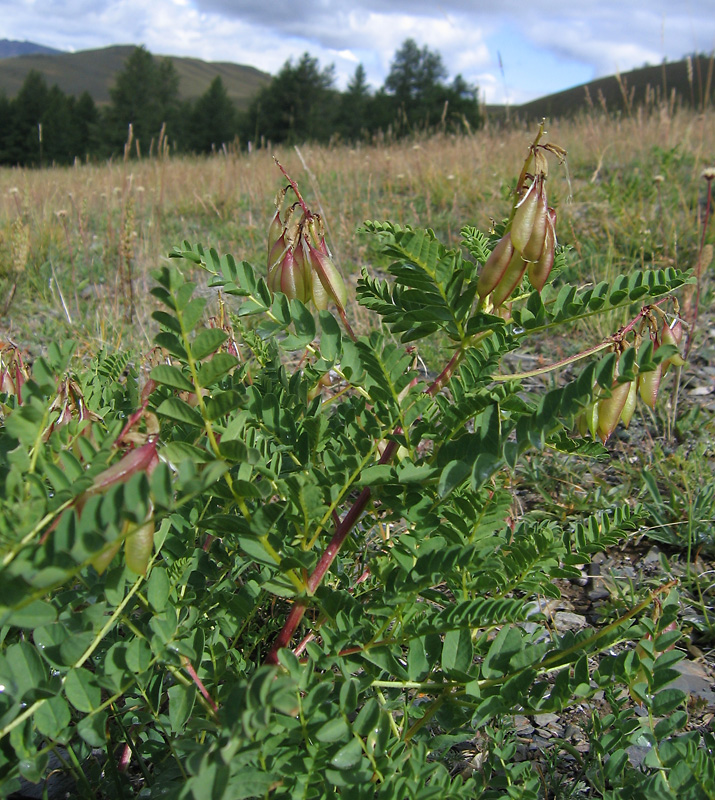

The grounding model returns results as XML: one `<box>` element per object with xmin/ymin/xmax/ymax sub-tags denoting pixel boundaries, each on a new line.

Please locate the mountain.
<box><xmin>0</xmin><ymin>44</ymin><xmax>270</xmax><ymax>110</ymax></box>
<box><xmin>0</xmin><ymin>39</ymin><xmax>63</xmax><ymax>58</ymax></box>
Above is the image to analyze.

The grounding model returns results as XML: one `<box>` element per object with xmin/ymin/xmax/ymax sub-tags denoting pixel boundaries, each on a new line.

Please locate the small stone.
<box><xmin>564</xmin><ymin>724</ymin><xmax>580</xmax><ymax>740</ymax></box>
<box><xmin>533</xmin><ymin>712</ymin><xmax>559</xmax><ymax>727</ymax></box>
<box><xmin>553</xmin><ymin>611</ymin><xmax>588</xmax><ymax>631</ymax></box>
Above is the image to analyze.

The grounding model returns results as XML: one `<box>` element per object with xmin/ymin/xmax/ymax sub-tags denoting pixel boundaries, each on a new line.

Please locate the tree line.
<box><xmin>0</xmin><ymin>40</ymin><xmax>481</xmax><ymax>166</ymax></box>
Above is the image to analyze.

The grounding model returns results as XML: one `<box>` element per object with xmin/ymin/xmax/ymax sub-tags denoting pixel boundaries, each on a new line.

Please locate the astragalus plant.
<box><xmin>1</xmin><ymin>125</ymin><xmax>710</xmax><ymax>800</ymax></box>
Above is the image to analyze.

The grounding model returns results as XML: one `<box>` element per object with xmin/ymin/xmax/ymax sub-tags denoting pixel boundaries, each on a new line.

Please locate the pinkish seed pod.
<box><xmin>521</xmin><ymin>180</ymin><xmax>549</xmax><ymax>262</ymax></box>
<box><xmin>268</xmin><ymin>209</ymin><xmax>283</xmax><ymax>260</ymax></box>
<box><xmin>490</xmin><ymin>248</ymin><xmax>528</xmax><ymax>309</ymax></box>
<box><xmin>510</xmin><ymin>177</ymin><xmax>540</xmax><ymax>253</ymax></box>
<box><xmin>527</xmin><ymin>208</ymin><xmax>556</xmax><ymax>291</ymax></box>
<box><xmin>477</xmin><ymin>233</ymin><xmax>515</xmax><ymax>298</ymax></box>
<box><xmin>597</xmin><ymin>380</ymin><xmax>631</xmax><ymax>443</ymax></box>
<box><xmin>638</xmin><ymin>362</ymin><xmax>662</xmax><ymax>408</ymax></box>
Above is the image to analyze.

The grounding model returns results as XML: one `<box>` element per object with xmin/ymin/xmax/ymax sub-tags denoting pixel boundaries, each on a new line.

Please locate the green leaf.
<box><xmin>150</xmin><ymin>364</ymin><xmax>194</xmax><ymax>392</ymax></box>
<box><xmin>0</xmin><ymin>599</ymin><xmax>57</xmax><ymax>629</ymax></box>
<box><xmin>438</xmin><ymin>460</ymin><xmax>470</xmax><ymax>497</ymax></box>
<box><xmin>162</xmin><ymin>441</ymin><xmax>211</xmax><ymax>465</ymax></box>
<box><xmin>192</xmin><ymin>328</ymin><xmax>228</xmax><ymax>360</ymax></box>
<box><xmin>168</xmin><ymin>684</ymin><xmax>196</xmax><ymax>732</ymax></box>
<box><xmin>5</xmin><ymin>642</ymin><xmax>47</xmax><ymax>700</ymax></box>
<box><xmin>442</xmin><ymin>628</ymin><xmax>473</xmax><ymax>676</ymax></box>
<box><xmin>316</xmin><ymin>717</ymin><xmax>350</xmax><ymax>743</ymax></box>
<box><xmin>77</xmin><ymin>711</ymin><xmax>108</xmax><ymax>747</ymax></box>
<box><xmin>34</xmin><ymin>695</ymin><xmax>71</xmax><ymax>739</ymax></box>
<box><xmin>64</xmin><ymin>667</ymin><xmax>102</xmax><ymax>712</ymax></box>
<box><xmin>330</xmin><ymin>737</ymin><xmax>363</xmax><ymax>769</ymax></box>
<box><xmin>147</xmin><ymin>567</ymin><xmax>171</xmax><ymax>612</ymax></box>
<box><xmin>197</xmin><ymin>353</ymin><xmax>239</xmax><ymax>387</ymax></box>
<box><xmin>320</xmin><ymin>311</ymin><xmax>342</xmax><ymax>362</ymax></box>
<box><xmin>156</xmin><ymin>397</ymin><xmax>204</xmax><ymax>428</ymax></box>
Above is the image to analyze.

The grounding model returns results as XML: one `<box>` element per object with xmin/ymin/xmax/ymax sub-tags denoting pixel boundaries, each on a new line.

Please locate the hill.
<box><xmin>0</xmin><ymin>39</ymin><xmax>62</xmax><ymax>58</ymax></box>
<box><xmin>510</xmin><ymin>55</ymin><xmax>715</xmax><ymax>122</ymax></box>
<box><xmin>0</xmin><ymin>44</ymin><xmax>271</xmax><ymax>110</ymax></box>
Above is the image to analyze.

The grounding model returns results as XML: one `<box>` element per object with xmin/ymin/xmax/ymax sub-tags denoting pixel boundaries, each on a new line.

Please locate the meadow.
<box><xmin>2</xmin><ymin>106</ymin><xmax>713</xmax><ymax>353</ymax></box>
<box><xmin>1</xmin><ymin>105</ymin><xmax>714</xmax><ymax>798</ymax></box>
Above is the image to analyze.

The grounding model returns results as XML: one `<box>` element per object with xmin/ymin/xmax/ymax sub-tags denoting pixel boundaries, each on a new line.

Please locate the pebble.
<box><xmin>553</xmin><ymin>611</ymin><xmax>588</xmax><ymax>631</ymax></box>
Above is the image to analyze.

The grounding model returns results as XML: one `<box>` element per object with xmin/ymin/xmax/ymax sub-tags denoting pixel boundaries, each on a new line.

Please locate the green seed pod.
<box><xmin>511</xmin><ymin>178</ymin><xmax>540</xmax><ymax>252</ymax></box>
<box><xmin>521</xmin><ymin>180</ymin><xmax>549</xmax><ymax>262</ymax></box>
<box><xmin>638</xmin><ymin>362</ymin><xmax>662</xmax><ymax>408</ymax></box>
<box><xmin>477</xmin><ymin>233</ymin><xmax>515</xmax><ymax>298</ymax></box>
<box><xmin>620</xmin><ymin>378</ymin><xmax>638</xmax><ymax>428</ymax></box>
<box><xmin>527</xmin><ymin>208</ymin><xmax>556</xmax><ymax>291</ymax></box>
<box><xmin>490</xmin><ymin>247</ymin><xmax>528</xmax><ymax>309</ymax></box>
<box><xmin>585</xmin><ymin>400</ymin><xmax>599</xmax><ymax>439</ymax></box>
<box><xmin>307</xmin><ymin>240</ymin><xmax>348</xmax><ymax>311</ymax></box>
<box><xmin>660</xmin><ymin>320</ymin><xmax>686</xmax><ymax>368</ymax></box>
<box><xmin>597</xmin><ymin>380</ymin><xmax>631</xmax><ymax>443</ymax></box>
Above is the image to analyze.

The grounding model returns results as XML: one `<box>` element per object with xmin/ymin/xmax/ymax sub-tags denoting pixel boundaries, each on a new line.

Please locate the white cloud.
<box><xmin>1</xmin><ymin>0</ymin><xmax>714</xmax><ymax>104</ymax></box>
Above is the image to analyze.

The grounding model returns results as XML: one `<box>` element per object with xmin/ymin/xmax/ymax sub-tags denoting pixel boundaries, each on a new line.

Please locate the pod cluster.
<box><xmin>477</xmin><ymin>173</ymin><xmax>557</xmax><ymax>308</ymax></box>
<box><xmin>267</xmin><ymin>188</ymin><xmax>347</xmax><ymax>312</ymax></box>
<box><xmin>577</xmin><ymin>318</ymin><xmax>686</xmax><ymax>443</ymax></box>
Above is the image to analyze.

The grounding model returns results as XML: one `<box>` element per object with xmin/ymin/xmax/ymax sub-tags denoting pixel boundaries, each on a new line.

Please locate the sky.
<box><xmin>2</xmin><ymin>1</ymin><xmax>715</xmax><ymax>105</ymax></box>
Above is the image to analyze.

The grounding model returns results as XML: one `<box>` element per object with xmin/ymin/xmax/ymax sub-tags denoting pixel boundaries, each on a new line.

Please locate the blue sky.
<box><xmin>1</xmin><ymin>0</ymin><xmax>714</xmax><ymax>104</ymax></box>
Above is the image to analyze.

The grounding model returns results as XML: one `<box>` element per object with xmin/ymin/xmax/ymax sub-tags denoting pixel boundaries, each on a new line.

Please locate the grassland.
<box><xmin>1</xmin><ymin>105</ymin><xmax>713</xmax><ymax>358</ymax></box>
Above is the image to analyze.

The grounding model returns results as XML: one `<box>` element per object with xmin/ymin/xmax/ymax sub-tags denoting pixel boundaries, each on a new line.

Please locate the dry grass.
<box><xmin>1</xmin><ymin>106</ymin><xmax>714</xmax><ymax>355</ymax></box>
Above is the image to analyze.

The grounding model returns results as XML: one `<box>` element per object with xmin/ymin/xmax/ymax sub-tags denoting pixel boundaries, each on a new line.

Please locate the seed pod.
<box><xmin>638</xmin><ymin>362</ymin><xmax>662</xmax><ymax>408</ymax></box>
<box><xmin>597</xmin><ymin>380</ymin><xmax>631</xmax><ymax>443</ymax></box>
<box><xmin>307</xmin><ymin>240</ymin><xmax>348</xmax><ymax>311</ymax></box>
<box><xmin>521</xmin><ymin>180</ymin><xmax>549</xmax><ymax>262</ymax></box>
<box><xmin>490</xmin><ymin>247</ymin><xmax>528</xmax><ymax>309</ymax></box>
<box><xmin>510</xmin><ymin>177</ymin><xmax>540</xmax><ymax>253</ymax></box>
<box><xmin>267</xmin><ymin>209</ymin><xmax>283</xmax><ymax>260</ymax></box>
<box><xmin>527</xmin><ymin>208</ymin><xmax>556</xmax><ymax>291</ymax></box>
<box><xmin>477</xmin><ymin>233</ymin><xmax>515</xmax><ymax>298</ymax></box>
<box><xmin>268</xmin><ymin>230</ymin><xmax>287</xmax><ymax>276</ymax></box>
<box><xmin>583</xmin><ymin>400</ymin><xmax>599</xmax><ymax>439</ymax></box>
<box><xmin>620</xmin><ymin>378</ymin><xmax>638</xmax><ymax>428</ymax></box>
<box><xmin>660</xmin><ymin>320</ymin><xmax>686</xmax><ymax>368</ymax></box>
<box><xmin>269</xmin><ymin>245</ymin><xmax>312</xmax><ymax>303</ymax></box>
<box><xmin>125</xmin><ymin>517</ymin><xmax>155</xmax><ymax>576</ymax></box>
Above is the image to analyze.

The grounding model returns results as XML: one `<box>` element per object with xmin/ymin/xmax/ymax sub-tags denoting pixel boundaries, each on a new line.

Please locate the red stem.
<box><xmin>264</xmin><ymin>438</ymin><xmax>399</xmax><ymax>664</ymax></box>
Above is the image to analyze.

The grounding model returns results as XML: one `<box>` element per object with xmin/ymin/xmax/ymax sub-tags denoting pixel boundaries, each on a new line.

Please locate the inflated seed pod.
<box><xmin>638</xmin><ymin>362</ymin><xmax>662</xmax><ymax>408</ymax></box>
<box><xmin>521</xmin><ymin>180</ymin><xmax>549</xmax><ymax>262</ymax></box>
<box><xmin>510</xmin><ymin>178</ymin><xmax>540</xmax><ymax>252</ymax></box>
<box><xmin>597</xmin><ymin>380</ymin><xmax>631</xmax><ymax>443</ymax></box>
<box><xmin>267</xmin><ymin>209</ymin><xmax>283</xmax><ymax>260</ymax></box>
<box><xmin>660</xmin><ymin>320</ymin><xmax>686</xmax><ymax>368</ymax></box>
<box><xmin>307</xmin><ymin>240</ymin><xmax>348</xmax><ymax>311</ymax></box>
<box><xmin>527</xmin><ymin>208</ymin><xmax>557</xmax><ymax>291</ymax></box>
<box><xmin>477</xmin><ymin>233</ymin><xmax>515</xmax><ymax>298</ymax></box>
<box><xmin>490</xmin><ymin>248</ymin><xmax>528</xmax><ymax>309</ymax></box>
<box><xmin>620</xmin><ymin>378</ymin><xmax>638</xmax><ymax>428</ymax></box>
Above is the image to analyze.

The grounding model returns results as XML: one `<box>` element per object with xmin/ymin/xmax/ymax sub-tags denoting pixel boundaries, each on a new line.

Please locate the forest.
<box><xmin>0</xmin><ymin>40</ymin><xmax>481</xmax><ymax>166</ymax></box>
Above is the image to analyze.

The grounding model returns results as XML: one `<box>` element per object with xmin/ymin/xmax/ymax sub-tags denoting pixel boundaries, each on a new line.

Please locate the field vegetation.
<box><xmin>0</xmin><ymin>101</ymin><xmax>714</xmax><ymax>798</ymax></box>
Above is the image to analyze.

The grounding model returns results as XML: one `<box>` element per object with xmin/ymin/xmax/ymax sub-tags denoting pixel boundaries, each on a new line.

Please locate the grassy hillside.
<box><xmin>0</xmin><ymin>44</ymin><xmax>271</xmax><ymax>109</ymax></box>
<box><xmin>513</xmin><ymin>54</ymin><xmax>715</xmax><ymax>121</ymax></box>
